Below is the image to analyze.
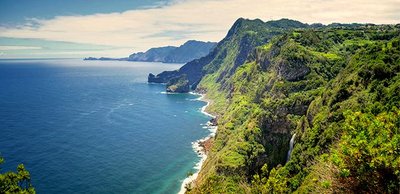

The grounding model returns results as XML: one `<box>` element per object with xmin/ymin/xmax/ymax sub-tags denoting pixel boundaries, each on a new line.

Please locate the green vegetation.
<box><xmin>166</xmin><ymin>74</ymin><xmax>190</xmax><ymax>93</ymax></box>
<box><xmin>188</xmin><ymin>20</ymin><xmax>400</xmax><ymax>193</ymax></box>
<box><xmin>0</xmin><ymin>156</ymin><xmax>35</xmax><ymax>193</ymax></box>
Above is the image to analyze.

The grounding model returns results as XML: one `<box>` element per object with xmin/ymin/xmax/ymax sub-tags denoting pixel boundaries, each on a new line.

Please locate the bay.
<box><xmin>0</xmin><ymin>59</ymin><xmax>211</xmax><ymax>194</ymax></box>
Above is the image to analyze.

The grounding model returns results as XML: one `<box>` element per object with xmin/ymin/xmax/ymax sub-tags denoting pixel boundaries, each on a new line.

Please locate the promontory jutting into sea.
<box><xmin>1</xmin><ymin>1</ymin><xmax>399</xmax><ymax>193</ymax></box>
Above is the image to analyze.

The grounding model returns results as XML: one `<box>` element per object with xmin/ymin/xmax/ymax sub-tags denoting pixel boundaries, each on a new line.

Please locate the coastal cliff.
<box><xmin>166</xmin><ymin>74</ymin><xmax>190</xmax><ymax>93</ymax></box>
<box><xmin>148</xmin><ymin>18</ymin><xmax>305</xmax><ymax>90</ymax></box>
<box><xmin>152</xmin><ymin>18</ymin><xmax>400</xmax><ymax>193</ymax></box>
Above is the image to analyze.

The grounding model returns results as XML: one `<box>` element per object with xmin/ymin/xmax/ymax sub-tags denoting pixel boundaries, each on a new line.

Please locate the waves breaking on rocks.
<box><xmin>178</xmin><ymin>93</ymin><xmax>217</xmax><ymax>194</ymax></box>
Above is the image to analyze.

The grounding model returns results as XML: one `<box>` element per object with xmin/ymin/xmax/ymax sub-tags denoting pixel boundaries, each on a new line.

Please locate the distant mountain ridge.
<box><xmin>84</xmin><ymin>40</ymin><xmax>217</xmax><ymax>63</ymax></box>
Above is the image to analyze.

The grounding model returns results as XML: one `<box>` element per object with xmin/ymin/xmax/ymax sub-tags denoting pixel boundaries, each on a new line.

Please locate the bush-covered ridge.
<box><xmin>183</xmin><ymin>20</ymin><xmax>400</xmax><ymax>193</ymax></box>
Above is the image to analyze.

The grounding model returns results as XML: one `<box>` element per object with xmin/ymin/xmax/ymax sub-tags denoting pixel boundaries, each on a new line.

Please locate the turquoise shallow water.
<box><xmin>0</xmin><ymin>59</ymin><xmax>211</xmax><ymax>194</ymax></box>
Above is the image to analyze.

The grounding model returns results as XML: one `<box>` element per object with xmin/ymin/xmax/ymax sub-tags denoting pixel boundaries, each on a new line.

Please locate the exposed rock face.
<box><xmin>166</xmin><ymin>75</ymin><xmax>190</xmax><ymax>93</ymax></box>
<box><xmin>249</xmin><ymin>47</ymin><xmax>272</xmax><ymax>70</ymax></box>
<box><xmin>278</xmin><ymin>59</ymin><xmax>310</xmax><ymax>81</ymax></box>
<box><xmin>198</xmin><ymin>138</ymin><xmax>213</xmax><ymax>154</ymax></box>
<box><xmin>232</xmin><ymin>33</ymin><xmax>259</xmax><ymax>72</ymax></box>
<box><xmin>209</xmin><ymin>117</ymin><xmax>218</xmax><ymax>126</ymax></box>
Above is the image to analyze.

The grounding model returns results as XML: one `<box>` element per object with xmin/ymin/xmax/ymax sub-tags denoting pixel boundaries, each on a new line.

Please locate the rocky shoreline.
<box><xmin>198</xmin><ymin>136</ymin><xmax>213</xmax><ymax>154</ymax></box>
<box><xmin>178</xmin><ymin>92</ymin><xmax>217</xmax><ymax>194</ymax></box>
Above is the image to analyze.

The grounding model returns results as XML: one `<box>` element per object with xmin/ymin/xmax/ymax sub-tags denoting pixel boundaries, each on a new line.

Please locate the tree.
<box><xmin>0</xmin><ymin>156</ymin><xmax>35</xmax><ymax>194</ymax></box>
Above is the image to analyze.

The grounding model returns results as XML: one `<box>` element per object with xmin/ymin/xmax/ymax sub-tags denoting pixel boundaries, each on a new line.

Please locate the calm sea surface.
<box><xmin>0</xmin><ymin>59</ymin><xmax>211</xmax><ymax>194</ymax></box>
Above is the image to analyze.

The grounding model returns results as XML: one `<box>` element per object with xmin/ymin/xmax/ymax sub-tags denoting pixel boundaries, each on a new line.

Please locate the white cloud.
<box><xmin>0</xmin><ymin>46</ymin><xmax>42</xmax><ymax>50</ymax></box>
<box><xmin>0</xmin><ymin>0</ymin><xmax>399</xmax><ymax>57</ymax></box>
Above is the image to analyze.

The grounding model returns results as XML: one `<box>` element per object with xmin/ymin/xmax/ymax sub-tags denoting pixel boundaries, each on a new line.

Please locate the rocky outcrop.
<box><xmin>278</xmin><ymin>59</ymin><xmax>310</xmax><ymax>81</ymax></box>
<box><xmin>166</xmin><ymin>74</ymin><xmax>190</xmax><ymax>93</ymax></box>
<box><xmin>209</xmin><ymin>117</ymin><xmax>218</xmax><ymax>126</ymax></box>
<box><xmin>148</xmin><ymin>71</ymin><xmax>178</xmax><ymax>83</ymax></box>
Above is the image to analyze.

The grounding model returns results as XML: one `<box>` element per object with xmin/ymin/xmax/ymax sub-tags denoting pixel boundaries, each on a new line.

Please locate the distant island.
<box><xmin>84</xmin><ymin>40</ymin><xmax>216</xmax><ymax>63</ymax></box>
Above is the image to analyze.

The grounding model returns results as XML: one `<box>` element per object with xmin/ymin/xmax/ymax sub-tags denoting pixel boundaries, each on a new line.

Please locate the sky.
<box><xmin>0</xmin><ymin>0</ymin><xmax>399</xmax><ymax>59</ymax></box>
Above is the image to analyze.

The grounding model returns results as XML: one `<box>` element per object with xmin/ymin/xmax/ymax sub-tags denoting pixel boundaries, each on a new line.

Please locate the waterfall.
<box><xmin>286</xmin><ymin>133</ymin><xmax>296</xmax><ymax>162</ymax></box>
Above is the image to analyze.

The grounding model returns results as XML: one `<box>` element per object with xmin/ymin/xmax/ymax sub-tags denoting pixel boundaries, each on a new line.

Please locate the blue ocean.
<box><xmin>0</xmin><ymin>59</ymin><xmax>211</xmax><ymax>193</ymax></box>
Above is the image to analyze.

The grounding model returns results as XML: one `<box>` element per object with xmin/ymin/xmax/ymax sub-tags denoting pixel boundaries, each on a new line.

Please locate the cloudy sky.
<box><xmin>0</xmin><ymin>0</ymin><xmax>399</xmax><ymax>59</ymax></box>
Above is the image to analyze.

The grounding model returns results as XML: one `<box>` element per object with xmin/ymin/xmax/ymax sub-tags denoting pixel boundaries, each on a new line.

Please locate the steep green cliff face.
<box><xmin>187</xmin><ymin>22</ymin><xmax>400</xmax><ymax>193</ymax></box>
<box><xmin>166</xmin><ymin>74</ymin><xmax>190</xmax><ymax>93</ymax></box>
<box><xmin>148</xmin><ymin>18</ymin><xmax>305</xmax><ymax>90</ymax></box>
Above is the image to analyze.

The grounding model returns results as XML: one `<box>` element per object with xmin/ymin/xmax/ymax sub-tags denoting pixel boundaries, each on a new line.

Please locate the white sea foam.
<box><xmin>208</xmin><ymin>126</ymin><xmax>217</xmax><ymax>136</ymax></box>
<box><xmin>188</xmin><ymin>92</ymin><xmax>200</xmax><ymax>96</ymax></box>
<box><xmin>188</xmin><ymin>94</ymin><xmax>202</xmax><ymax>101</ymax></box>
<box><xmin>178</xmin><ymin>137</ymin><xmax>210</xmax><ymax>194</ymax></box>
<box><xmin>198</xmin><ymin>95</ymin><xmax>215</xmax><ymax>119</ymax></box>
<box><xmin>178</xmin><ymin>93</ymin><xmax>218</xmax><ymax>194</ymax></box>
<box><xmin>148</xmin><ymin>82</ymin><xmax>167</xmax><ymax>85</ymax></box>
<box><xmin>160</xmin><ymin>91</ymin><xmax>184</xmax><ymax>95</ymax></box>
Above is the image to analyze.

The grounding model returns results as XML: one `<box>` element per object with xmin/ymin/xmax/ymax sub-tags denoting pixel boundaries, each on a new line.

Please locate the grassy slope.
<box><xmin>190</xmin><ymin>26</ymin><xmax>400</xmax><ymax>193</ymax></box>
